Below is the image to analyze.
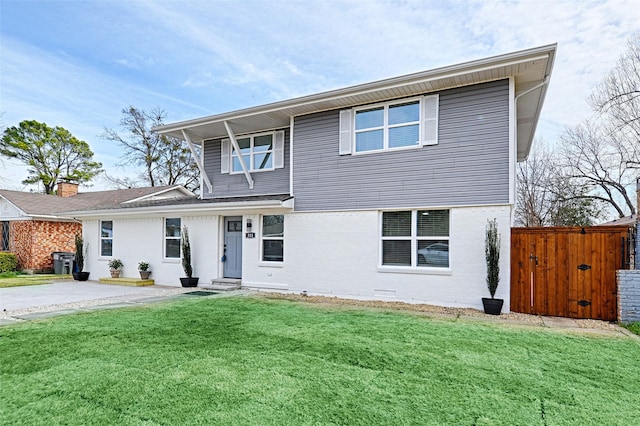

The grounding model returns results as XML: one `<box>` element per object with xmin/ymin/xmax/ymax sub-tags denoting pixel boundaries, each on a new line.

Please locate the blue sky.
<box><xmin>1</xmin><ymin>0</ymin><xmax>638</xmax><ymax>191</ymax></box>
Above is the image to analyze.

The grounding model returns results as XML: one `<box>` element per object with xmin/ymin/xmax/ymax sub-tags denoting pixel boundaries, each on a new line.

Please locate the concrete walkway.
<box><xmin>0</xmin><ymin>281</ymin><xmax>163</xmax><ymax>311</ymax></box>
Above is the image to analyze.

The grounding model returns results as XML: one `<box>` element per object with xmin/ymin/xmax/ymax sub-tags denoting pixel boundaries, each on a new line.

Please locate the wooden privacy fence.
<box><xmin>511</xmin><ymin>226</ymin><xmax>633</xmax><ymax>321</ymax></box>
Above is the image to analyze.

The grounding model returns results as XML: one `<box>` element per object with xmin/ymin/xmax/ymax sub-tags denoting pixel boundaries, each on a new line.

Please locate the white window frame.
<box><xmin>260</xmin><ymin>214</ymin><xmax>284</xmax><ymax>263</ymax></box>
<box><xmin>164</xmin><ymin>217</ymin><xmax>181</xmax><ymax>260</ymax></box>
<box><xmin>353</xmin><ymin>97</ymin><xmax>422</xmax><ymax>154</ymax></box>
<box><xmin>230</xmin><ymin>131</ymin><xmax>276</xmax><ymax>174</ymax></box>
<box><xmin>100</xmin><ymin>220</ymin><xmax>113</xmax><ymax>257</ymax></box>
<box><xmin>379</xmin><ymin>210</ymin><xmax>450</xmax><ymax>270</ymax></box>
<box><xmin>339</xmin><ymin>94</ymin><xmax>438</xmax><ymax>155</ymax></box>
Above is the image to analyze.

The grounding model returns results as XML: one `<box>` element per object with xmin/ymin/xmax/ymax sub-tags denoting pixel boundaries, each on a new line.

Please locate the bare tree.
<box><xmin>516</xmin><ymin>143</ymin><xmax>555</xmax><ymax>226</ymax></box>
<box><xmin>556</xmin><ymin>33</ymin><xmax>639</xmax><ymax>219</ymax></box>
<box><xmin>589</xmin><ymin>32</ymin><xmax>640</xmax><ymax>169</ymax></box>
<box><xmin>102</xmin><ymin>107</ymin><xmax>200</xmax><ymax>191</ymax></box>
<box><xmin>559</xmin><ymin>121</ymin><xmax>636</xmax><ymax>218</ymax></box>
<box><xmin>516</xmin><ymin>141</ymin><xmax>605</xmax><ymax>227</ymax></box>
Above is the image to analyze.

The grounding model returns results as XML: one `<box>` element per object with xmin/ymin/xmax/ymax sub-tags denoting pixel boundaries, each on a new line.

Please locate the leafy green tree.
<box><xmin>0</xmin><ymin>120</ymin><xmax>102</xmax><ymax>194</ymax></box>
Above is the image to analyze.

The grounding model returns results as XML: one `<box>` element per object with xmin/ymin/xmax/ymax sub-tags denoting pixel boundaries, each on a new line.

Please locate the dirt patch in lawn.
<box><xmin>255</xmin><ymin>291</ymin><xmax>623</xmax><ymax>332</ymax></box>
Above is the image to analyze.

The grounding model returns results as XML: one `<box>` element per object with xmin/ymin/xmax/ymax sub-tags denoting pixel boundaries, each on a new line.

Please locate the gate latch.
<box><xmin>577</xmin><ymin>264</ymin><xmax>591</xmax><ymax>271</ymax></box>
<box><xmin>578</xmin><ymin>300</ymin><xmax>591</xmax><ymax>307</ymax></box>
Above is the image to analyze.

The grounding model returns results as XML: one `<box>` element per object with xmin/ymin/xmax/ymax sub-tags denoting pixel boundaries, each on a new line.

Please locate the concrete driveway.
<box><xmin>0</xmin><ymin>281</ymin><xmax>170</xmax><ymax>311</ymax></box>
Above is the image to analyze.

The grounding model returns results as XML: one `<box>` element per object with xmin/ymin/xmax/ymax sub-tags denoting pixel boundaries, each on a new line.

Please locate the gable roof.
<box><xmin>155</xmin><ymin>44</ymin><xmax>556</xmax><ymax>161</ymax></box>
<box><xmin>0</xmin><ymin>185</ymin><xmax>194</xmax><ymax>219</ymax></box>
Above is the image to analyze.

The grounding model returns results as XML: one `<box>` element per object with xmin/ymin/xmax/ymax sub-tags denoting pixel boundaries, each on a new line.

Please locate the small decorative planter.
<box><xmin>482</xmin><ymin>297</ymin><xmax>504</xmax><ymax>315</ymax></box>
<box><xmin>73</xmin><ymin>271</ymin><xmax>90</xmax><ymax>281</ymax></box>
<box><xmin>110</xmin><ymin>269</ymin><xmax>121</xmax><ymax>278</ymax></box>
<box><xmin>139</xmin><ymin>270</ymin><xmax>151</xmax><ymax>280</ymax></box>
<box><xmin>180</xmin><ymin>277</ymin><xmax>199</xmax><ymax>287</ymax></box>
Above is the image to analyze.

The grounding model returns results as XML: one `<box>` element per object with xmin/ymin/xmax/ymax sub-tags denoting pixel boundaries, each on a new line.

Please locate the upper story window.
<box><xmin>165</xmin><ymin>218</ymin><xmax>181</xmax><ymax>259</ymax></box>
<box><xmin>220</xmin><ymin>130</ymin><xmax>285</xmax><ymax>174</ymax></box>
<box><xmin>232</xmin><ymin>133</ymin><xmax>274</xmax><ymax>173</ymax></box>
<box><xmin>100</xmin><ymin>220</ymin><xmax>113</xmax><ymax>257</ymax></box>
<box><xmin>381</xmin><ymin>209</ymin><xmax>450</xmax><ymax>269</ymax></box>
<box><xmin>339</xmin><ymin>94</ymin><xmax>439</xmax><ymax>155</ymax></box>
<box><xmin>355</xmin><ymin>100</ymin><xmax>420</xmax><ymax>152</ymax></box>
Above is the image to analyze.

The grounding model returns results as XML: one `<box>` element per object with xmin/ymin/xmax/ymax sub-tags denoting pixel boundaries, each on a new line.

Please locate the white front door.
<box><xmin>224</xmin><ymin>216</ymin><xmax>243</xmax><ymax>279</ymax></box>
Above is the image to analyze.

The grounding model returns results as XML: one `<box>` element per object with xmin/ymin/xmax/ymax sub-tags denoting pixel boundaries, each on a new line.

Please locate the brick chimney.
<box><xmin>57</xmin><ymin>181</ymin><xmax>79</xmax><ymax>197</ymax></box>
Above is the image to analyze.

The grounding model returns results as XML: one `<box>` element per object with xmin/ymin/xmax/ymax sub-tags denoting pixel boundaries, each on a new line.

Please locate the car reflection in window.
<box><xmin>417</xmin><ymin>242</ymin><xmax>449</xmax><ymax>267</ymax></box>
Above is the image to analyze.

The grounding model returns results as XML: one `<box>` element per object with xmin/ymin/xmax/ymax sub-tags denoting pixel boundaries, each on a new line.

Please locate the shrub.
<box><xmin>0</xmin><ymin>252</ymin><xmax>18</xmax><ymax>273</ymax></box>
<box><xmin>108</xmin><ymin>259</ymin><xmax>123</xmax><ymax>270</ymax></box>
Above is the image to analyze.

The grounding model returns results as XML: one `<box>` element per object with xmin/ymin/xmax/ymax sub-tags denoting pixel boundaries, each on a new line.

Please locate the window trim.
<box><xmin>229</xmin><ymin>131</ymin><xmax>276</xmax><ymax>174</ymax></box>
<box><xmin>260</xmin><ymin>214</ymin><xmax>284</xmax><ymax>263</ymax></box>
<box><xmin>353</xmin><ymin>97</ymin><xmax>422</xmax><ymax>154</ymax></box>
<box><xmin>379</xmin><ymin>209</ymin><xmax>451</xmax><ymax>271</ymax></box>
<box><xmin>164</xmin><ymin>217</ymin><xmax>182</xmax><ymax>260</ymax></box>
<box><xmin>99</xmin><ymin>220</ymin><xmax>113</xmax><ymax>258</ymax></box>
<box><xmin>339</xmin><ymin>94</ymin><xmax>438</xmax><ymax>156</ymax></box>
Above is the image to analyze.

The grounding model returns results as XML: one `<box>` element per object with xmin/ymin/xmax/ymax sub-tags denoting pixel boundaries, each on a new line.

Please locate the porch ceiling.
<box><xmin>155</xmin><ymin>44</ymin><xmax>556</xmax><ymax>162</ymax></box>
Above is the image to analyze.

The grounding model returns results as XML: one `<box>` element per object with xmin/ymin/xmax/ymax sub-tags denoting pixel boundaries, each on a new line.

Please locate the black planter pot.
<box><xmin>180</xmin><ymin>277</ymin><xmax>199</xmax><ymax>287</ymax></box>
<box><xmin>482</xmin><ymin>297</ymin><xmax>504</xmax><ymax>315</ymax></box>
<box><xmin>72</xmin><ymin>272</ymin><xmax>90</xmax><ymax>281</ymax></box>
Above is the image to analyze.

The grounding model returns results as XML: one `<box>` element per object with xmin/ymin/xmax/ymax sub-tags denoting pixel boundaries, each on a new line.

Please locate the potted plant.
<box><xmin>482</xmin><ymin>218</ymin><xmax>503</xmax><ymax>315</ymax></box>
<box><xmin>72</xmin><ymin>233</ymin><xmax>90</xmax><ymax>281</ymax></box>
<box><xmin>180</xmin><ymin>226</ymin><xmax>199</xmax><ymax>287</ymax></box>
<box><xmin>138</xmin><ymin>261</ymin><xmax>151</xmax><ymax>280</ymax></box>
<box><xmin>108</xmin><ymin>258</ymin><xmax>123</xmax><ymax>278</ymax></box>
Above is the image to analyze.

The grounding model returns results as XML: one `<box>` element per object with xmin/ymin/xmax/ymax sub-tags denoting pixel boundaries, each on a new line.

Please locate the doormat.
<box><xmin>184</xmin><ymin>291</ymin><xmax>220</xmax><ymax>297</ymax></box>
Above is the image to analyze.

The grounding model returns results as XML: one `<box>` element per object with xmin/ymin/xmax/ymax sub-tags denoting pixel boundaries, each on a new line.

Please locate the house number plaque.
<box><xmin>245</xmin><ymin>232</ymin><xmax>255</xmax><ymax>238</ymax></box>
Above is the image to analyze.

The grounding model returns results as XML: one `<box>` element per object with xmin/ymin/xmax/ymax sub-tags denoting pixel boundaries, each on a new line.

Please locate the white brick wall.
<box><xmin>242</xmin><ymin>205</ymin><xmax>512</xmax><ymax>311</ymax></box>
<box><xmin>84</xmin><ymin>205</ymin><xmax>512</xmax><ymax>311</ymax></box>
<box><xmin>83</xmin><ymin>216</ymin><xmax>220</xmax><ymax>285</ymax></box>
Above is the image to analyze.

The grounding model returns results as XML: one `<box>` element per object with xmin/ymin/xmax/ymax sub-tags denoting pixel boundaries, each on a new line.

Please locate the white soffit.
<box><xmin>156</xmin><ymin>44</ymin><xmax>556</xmax><ymax>159</ymax></box>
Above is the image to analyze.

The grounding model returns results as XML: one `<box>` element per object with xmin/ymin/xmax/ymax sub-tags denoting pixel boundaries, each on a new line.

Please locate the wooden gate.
<box><xmin>511</xmin><ymin>226</ymin><xmax>631</xmax><ymax>321</ymax></box>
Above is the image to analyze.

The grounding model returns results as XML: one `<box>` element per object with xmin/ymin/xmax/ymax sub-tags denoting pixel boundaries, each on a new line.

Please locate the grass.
<box><xmin>0</xmin><ymin>273</ymin><xmax>72</xmax><ymax>288</ymax></box>
<box><xmin>623</xmin><ymin>322</ymin><xmax>640</xmax><ymax>335</ymax></box>
<box><xmin>1</xmin><ymin>296</ymin><xmax>639</xmax><ymax>425</ymax></box>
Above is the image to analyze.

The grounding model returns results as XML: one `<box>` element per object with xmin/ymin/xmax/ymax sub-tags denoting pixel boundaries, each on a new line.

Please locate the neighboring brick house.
<box><xmin>0</xmin><ymin>183</ymin><xmax>194</xmax><ymax>272</ymax></box>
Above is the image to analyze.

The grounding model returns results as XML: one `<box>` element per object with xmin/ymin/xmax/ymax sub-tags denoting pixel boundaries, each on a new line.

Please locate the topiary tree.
<box><xmin>181</xmin><ymin>226</ymin><xmax>193</xmax><ymax>278</ymax></box>
<box><xmin>485</xmin><ymin>218</ymin><xmax>501</xmax><ymax>298</ymax></box>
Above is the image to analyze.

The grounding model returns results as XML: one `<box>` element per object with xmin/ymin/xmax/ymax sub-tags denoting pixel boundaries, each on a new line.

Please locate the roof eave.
<box><xmin>61</xmin><ymin>197</ymin><xmax>294</xmax><ymax>218</ymax></box>
<box><xmin>154</xmin><ymin>44</ymin><xmax>557</xmax><ymax>142</ymax></box>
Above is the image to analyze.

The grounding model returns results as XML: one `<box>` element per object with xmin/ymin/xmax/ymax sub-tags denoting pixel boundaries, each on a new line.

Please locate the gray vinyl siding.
<box><xmin>292</xmin><ymin>79</ymin><xmax>510</xmax><ymax>211</ymax></box>
<box><xmin>202</xmin><ymin>129</ymin><xmax>290</xmax><ymax>198</ymax></box>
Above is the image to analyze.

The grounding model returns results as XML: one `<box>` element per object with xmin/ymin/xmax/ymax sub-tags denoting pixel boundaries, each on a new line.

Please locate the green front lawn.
<box><xmin>1</xmin><ymin>296</ymin><xmax>638</xmax><ymax>425</ymax></box>
<box><xmin>0</xmin><ymin>272</ymin><xmax>72</xmax><ymax>288</ymax></box>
